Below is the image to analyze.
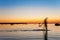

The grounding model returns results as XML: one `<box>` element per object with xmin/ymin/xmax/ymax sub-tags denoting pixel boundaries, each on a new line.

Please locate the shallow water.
<box><xmin>0</xmin><ymin>24</ymin><xmax>60</xmax><ymax>40</ymax></box>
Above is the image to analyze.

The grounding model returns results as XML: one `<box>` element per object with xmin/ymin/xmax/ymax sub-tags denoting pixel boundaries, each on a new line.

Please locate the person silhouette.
<box><xmin>44</xmin><ymin>17</ymin><xmax>48</xmax><ymax>40</ymax></box>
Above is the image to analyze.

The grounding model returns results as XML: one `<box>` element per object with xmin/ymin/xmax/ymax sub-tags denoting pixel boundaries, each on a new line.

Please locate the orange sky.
<box><xmin>0</xmin><ymin>17</ymin><xmax>60</xmax><ymax>24</ymax></box>
<box><xmin>0</xmin><ymin>17</ymin><xmax>60</xmax><ymax>30</ymax></box>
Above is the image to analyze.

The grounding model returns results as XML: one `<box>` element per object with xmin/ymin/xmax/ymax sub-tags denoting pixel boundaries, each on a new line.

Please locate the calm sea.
<box><xmin>0</xmin><ymin>24</ymin><xmax>60</xmax><ymax>40</ymax></box>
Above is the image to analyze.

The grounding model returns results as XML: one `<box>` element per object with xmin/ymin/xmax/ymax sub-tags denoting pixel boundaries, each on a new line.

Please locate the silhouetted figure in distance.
<box><xmin>44</xmin><ymin>17</ymin><xmax>48</xmax><ymax>40</ymax></box>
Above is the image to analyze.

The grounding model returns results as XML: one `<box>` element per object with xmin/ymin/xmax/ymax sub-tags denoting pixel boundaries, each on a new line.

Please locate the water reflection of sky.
<box><xmin>0</xmin><ymin>24</ymin><xmax>60</xmax><ymax>30</ymax></box>
<box><xmin>0</xmin><ymin>24</ymin><xmax>60</xmax><ymax>40</ymax></box>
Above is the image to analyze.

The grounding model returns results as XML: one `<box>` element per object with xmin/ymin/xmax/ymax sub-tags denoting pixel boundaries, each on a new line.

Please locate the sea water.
<box><xmin>0</xmin><ymin>24</ymin><xmax>60</xmax><ymax>40</ymax></box>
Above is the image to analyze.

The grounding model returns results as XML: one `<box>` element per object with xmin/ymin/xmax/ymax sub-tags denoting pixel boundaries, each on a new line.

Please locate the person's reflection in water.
<box><xmin>44</xmin><ymin>17</ymin><xmax>48</xmax><ymax>40</ymax></box>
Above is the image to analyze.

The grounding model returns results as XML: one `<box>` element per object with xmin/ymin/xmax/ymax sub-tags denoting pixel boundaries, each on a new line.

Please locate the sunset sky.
<box><xmin>0</xmin><ymin>0</ymin><xmax>60</xmax><ymax>23</ymax></box>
